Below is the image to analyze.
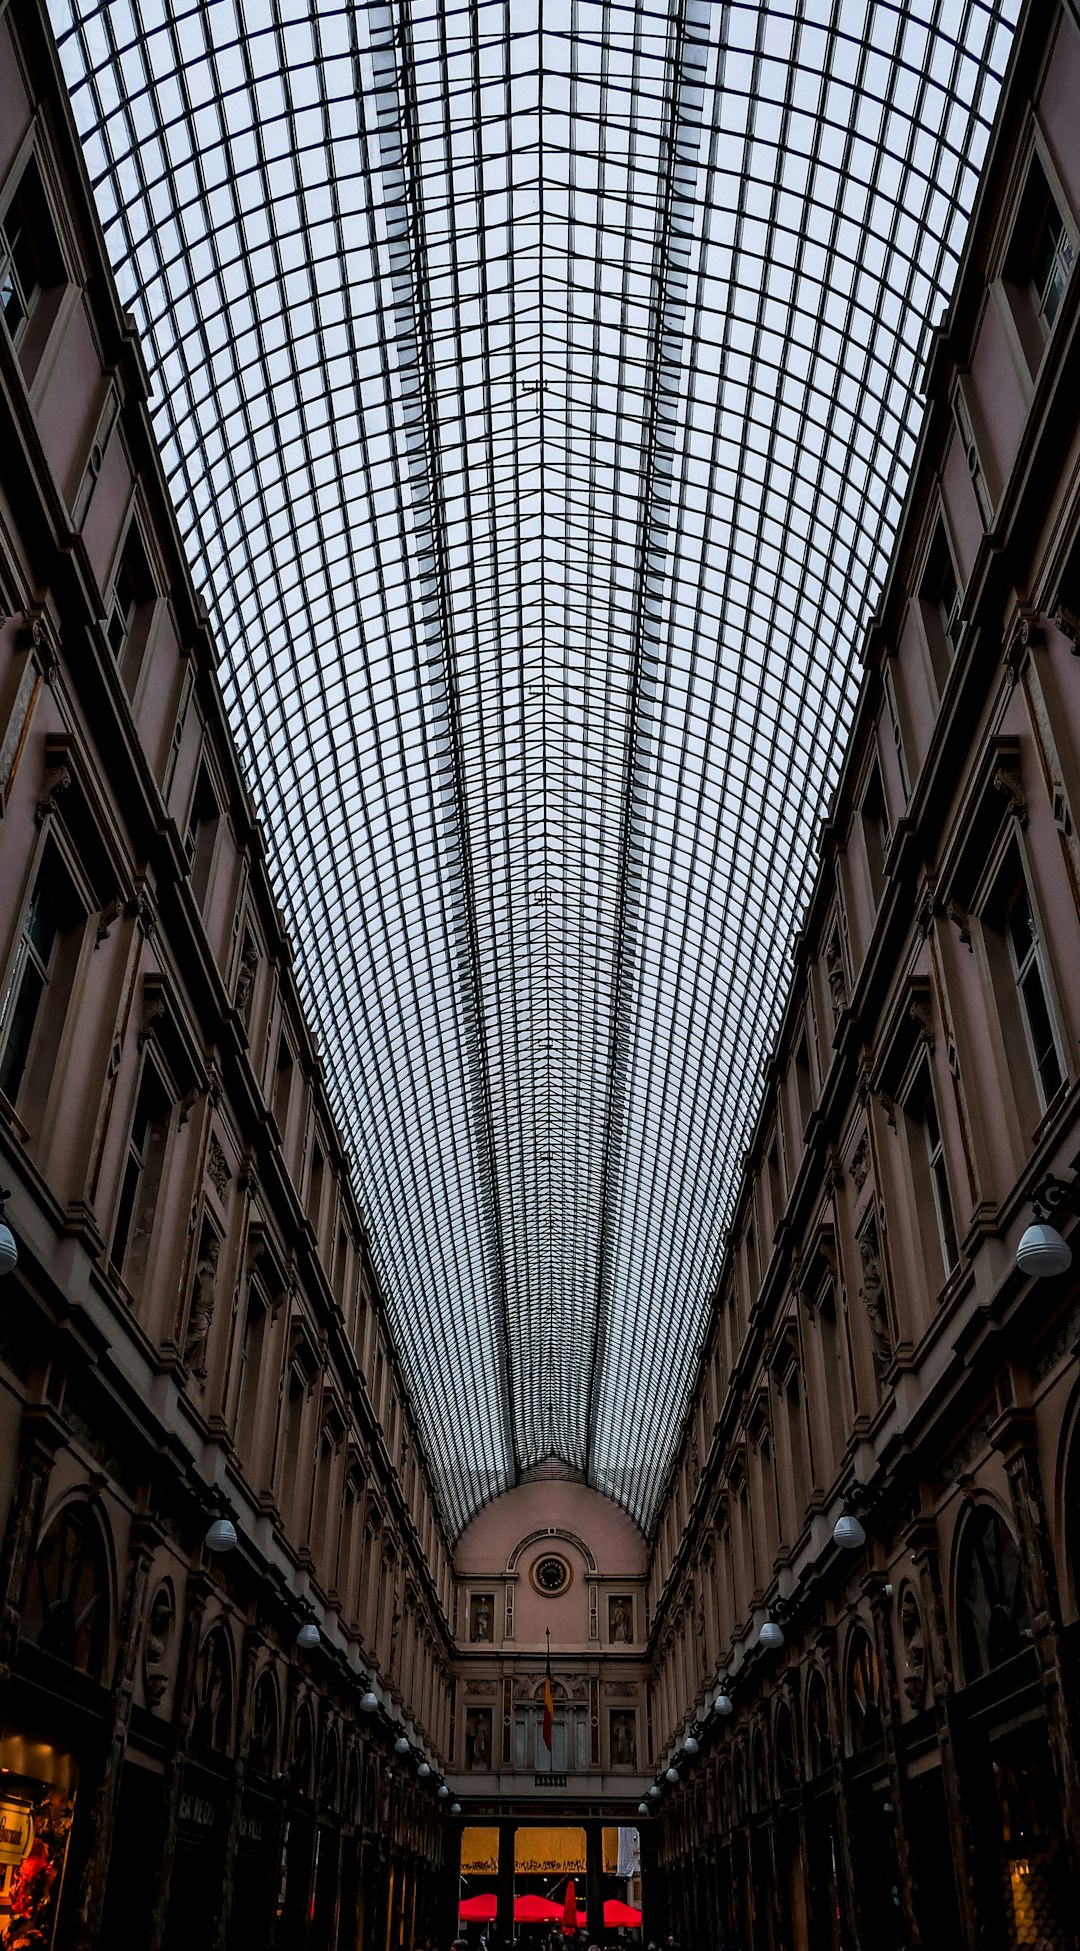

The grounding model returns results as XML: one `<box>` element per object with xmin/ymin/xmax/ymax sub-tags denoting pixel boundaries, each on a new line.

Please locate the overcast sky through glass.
<box><xmin>50</xmin><ymin>0</ymin><xmax>1019</xmax><ymax>1534</ymax></box>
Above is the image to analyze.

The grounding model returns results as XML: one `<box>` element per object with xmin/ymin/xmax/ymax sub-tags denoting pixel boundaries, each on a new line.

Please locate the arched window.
<box><xmin>345</xmin><ymin>1750</ymin><xmax>361</xmax><ymax>1826</ymax></box>
<box><xmin>774</xmin><ymin>1703</ymin><xmax>798</xmax><ymax>1797</ymax></box>
<box><xmin>290</xmin><ymin>1706</ymin><xmax>315</xmax><ymax>1800</ymax></box>
<box><xmin>846</xmin><ymin>1629</ymin><xmax>883</xmax><ymax>1752</ymax></box>
<box><xmin>956</xmin><ymin>1505</ymin><xmax>1030</xmax><ymax>1685</ymax></box>
<box><xmin>749</xmin><ymin>1728</ymin><xmax>770</xmax><ymax>1813</ymax></box>
<box><xmin>249</xmin><ymin>1670</ymin><xmax>279</xmax><ymax>1776</ymax></box>
<box><xmin>192</xmin><ymin>1626</ymin><xmax>233</xmax><ymax>1751</ymax></box>
<box><xmin>321</xmin><ymin>1729</ymin><xmax>341</xmax><ymax>1812</ymax></box>
<box><xmin>513</xmin><ymin>1681</ymin><xmax>587</xmax><ymax>1772</ymax></box>
<box><xmin>805</xmin><ymin>1669</ymin><xmax>832</xmax><ymax>1778</ymax></box>
<box><xmin>22</xmin><ymin>1502</ymin><xmax>110</xmax><ymax>1682</ymax></box>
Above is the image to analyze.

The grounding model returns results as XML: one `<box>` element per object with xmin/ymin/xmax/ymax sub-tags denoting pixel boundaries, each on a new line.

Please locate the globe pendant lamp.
<box><xmin>394</xmin><ymin>1736</ymin><xmax>411</xmax><ymax>1756</ymax></box>
<box><xmin>417</xmin><ymin>1762</ymin><xmax>431</xmax><ymax>1779</ymax></box>
<box><xmin>664</xmin><ymin>1766</ymin><xmax>679</xmax><ymax>1784</ymax></box>
<box><xmin>758</xmin><ymin>1617</ymin><xmax>784</xmax><ymax>1649</ymax></box>
<box><xmin>296</xmin><ymin>1620</ymin><xmax>321</xmax><ymax>1651</ymax></box>
<box><xmin>360</xmin><ymin>1691</ymin><xmax>379</xmax><ymax>1714</ymax></box>
<box><xmin>833</xmin><ymin>1511</ymin><xmax>867</xmax><ymax>1550</ymax></box>
<box><xmin>713</xmin><ymin>1692</ymin><xmax>733</xmax><ymax>1716</ymax></box>
<box><xmin>682</xmin><ymin>1735</ymin><xmax>699</xmax><ymax>1756</ymax></box>
<box><xmin>1016</xmin><ymin>1222</ymin><xmax>1072</xmax><ymax>1277</ymax></box>
<box><xmin>205</xmin><ymin>1516</ymin><xmax>238</xmax><ymax>1554</ymax></box>
<box><xmin>637</xmin><ymin>1802</ymin><xmax>650</xmax><ymax>1816</ymax></box>
<box><xmin>0</xmin><ymin>1191</ymin><xmax>17</xmax><ymax>1277</ymax></box>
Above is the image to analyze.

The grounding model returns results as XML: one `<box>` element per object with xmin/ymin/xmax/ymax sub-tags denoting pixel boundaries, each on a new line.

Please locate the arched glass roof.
<box><xmin>51</xmin><ymin>0</ymin><xmax>1017</xmax><ymax>1535</ymax></box>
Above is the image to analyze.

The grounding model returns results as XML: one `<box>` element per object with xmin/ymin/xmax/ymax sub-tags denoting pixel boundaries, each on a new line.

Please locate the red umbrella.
<box><xmin>562</xmin><ymin>1879</ymin><xmax>578</xmax><ymax>1936</ymax></box>
<box><xmin>459</xmin><ymin>1895</ymin><xmax>498</xmax><ymax>1922</ymax></box>
<box><xmin>604</xmin><ymin>1901</ymin><xmax>642</xmax><ymax>1927</ymax></box>
<box><xmin>514</xmin><ymin>1895</ymin><xmax>563</xmax><ymax>1922</ymax></box>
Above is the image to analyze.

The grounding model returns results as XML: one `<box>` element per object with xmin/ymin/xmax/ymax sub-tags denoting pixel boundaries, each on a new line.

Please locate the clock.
<box><xmin>530</xmin><ymin>1553</ymin><xmax>572</xmax><ymax>1596</ymax></box>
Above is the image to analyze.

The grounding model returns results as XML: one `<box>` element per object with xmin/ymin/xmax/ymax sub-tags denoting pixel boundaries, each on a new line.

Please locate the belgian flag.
<box><xmin>542</xmin><ymin>1633</ymin><xmax>554</xmax><ymax>1753</ymax></box>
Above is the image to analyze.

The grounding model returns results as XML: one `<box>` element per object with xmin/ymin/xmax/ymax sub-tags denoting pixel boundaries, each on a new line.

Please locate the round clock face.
<box><xmin>530</xmin><ymin>1553</ymin><xmax>573</xmax><ymax>1596</ymax></box>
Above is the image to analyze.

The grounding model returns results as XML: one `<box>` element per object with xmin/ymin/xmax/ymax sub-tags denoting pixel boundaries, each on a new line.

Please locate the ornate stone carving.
<box><xmin>143</xmin><ymin>1581</ymin><xmax>175</xmax><ymax>1708</ymax></box>
<box><xmin>909</xmin><ymin>995</ymin><xmax>934</xmax><ymax>1047</ymax></box>
<box><xmin>857</xmin><ymin>1220</ymin><xmax>892</xmax><ymax>1368</ymax></box>
<box><xmin>36</xmin><ymin>762</ymin><xmax>71</xmax><ymax>824</ymax></box>
<box><xmin>992</xmin><ymin>763</ymin><xmax>1027</xmax><ymax>827</ymax></box>
<box><xmin>825</xmin><ymin>934</ymin><xmax>846</xmax><ymax>1023</ymax></box>
<box><xmin>899</xmin><ymin>1584</ymin><xmax>927</xmax><ymax>1706</ymax></box>
<box><xmin>95</xmin><ymin>895</ymin><xmax>124</xmax><ymax>947</ymax></box>
<box><xmin>207</xmin><ymin>1134</ymin><xmax>231</xmax><ymax>1201</ymax></box>
<box><xmin>1052</xmin><ymin>598</ymin><xmax>1080</xmax><ymax>652</ymax></box>
<box><xmin>946</xmin><ymin>900</ymin><xmax>972</xmax><ymax>950</ymax></box>
<box><xmin>235</xmin><ymin>939</ymin><xmax>258</xmax><ymax>1022</ymax></box>
<box><xmin>850</xmin><ymin>1133</ymin><xmax>870</xmax><ymax>1193</ymax></box>
<box><xmin>183</xmin><ymin>1236</ymin><xmax>221</xmax><ymax>1383</ymax></box>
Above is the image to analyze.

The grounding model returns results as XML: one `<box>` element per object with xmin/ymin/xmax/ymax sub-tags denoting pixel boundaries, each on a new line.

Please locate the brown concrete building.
<box><xmin>0</xmin><ymin>0</ymin><xmax>1079</xmax><ymax>1946</ymax></box>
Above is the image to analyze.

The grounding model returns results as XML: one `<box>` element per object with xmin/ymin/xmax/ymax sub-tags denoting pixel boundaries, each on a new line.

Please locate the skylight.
<box><xmin>50</xmin><ymin>0</ymin><xmax>1018</xmax><ymax>1534</ymax></box>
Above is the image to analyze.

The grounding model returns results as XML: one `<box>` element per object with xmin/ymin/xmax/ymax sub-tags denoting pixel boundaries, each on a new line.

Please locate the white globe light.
<box><xmin>205</xmin><ymin>1517</ymin><xmax>238</xmax><ymax>1554</ymax></box>
<box><xmin>682</xmin><ymin>1736</ymin><xmax>699</xmax><ymax>1756</ymax></box>
<box><xmin>360</xmin><ymin>1691</ymin><xmax>379</xmax><ymax>1714</ymax></box>
<box><xmin>450</xmin><ymin>1802</ymin><xmax>462</xmax><ymax>1815</ymax></box>
<box><xmin>637</xmin><ymin>1802</ymin><xmax>650</xmax><ymax>1817</ymax></box>
<box><xmin>758</xmin><ymin>1619</ymin><xmax>785</xmax><ymax>1649</ymax></box>
<box><xmin>437</xmin><ymin>1785</ymin><xmax>450</xmax><ymax>1800</ymax></box>
<box><xmin>1016</xmin><ymin>1222</ymin><xmax>1072</xmax><ymax>1277</ymax></box>
<box><xmin>417</xmin><ymin>1762</ymin><xmax>431</xmax><ymax>1779</ymax></box>
<box><xmin>713</xmin><ymin>1693</ymin><xmax>733</xmax><ymax>1716</ymax></box>
<box><xmin>394</xmin><ymin>1737</ymin><xmax>411</xmax><ymax>1756</ymax></box>
<box><xmin>647</xmin><ymin>1785</ymin><xmax>661</xmax><ymax>1800</ymax></box>
<box><xmin>0</xmin><ymin>1221</ymin><xmax>17</xmax><ymax>1277</ymax></box>
<box><xmin>296</xmin><ymin>1621</ymin><xmax>321</xmax><ymax>1651</ymax></box>
<box><xmin>833</xmin><ymin>1512</ymin><xmax>866</xmax><ymax>1550</ymax></box>
<box><xmin>664</xmin><ymin>1767</ymin><xmax>679</xmax><ymax>1784</ymax></box>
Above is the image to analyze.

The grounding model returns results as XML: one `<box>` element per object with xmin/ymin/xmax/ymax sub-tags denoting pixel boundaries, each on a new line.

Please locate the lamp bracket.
<box><xmin>1031</xmin><ymin>1174</ymin><xmax>1080</xmax><ymax>1223</ymax></box>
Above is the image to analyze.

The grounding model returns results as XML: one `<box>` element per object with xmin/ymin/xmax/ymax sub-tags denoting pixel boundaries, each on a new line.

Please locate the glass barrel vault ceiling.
<box><xmin>51</xmin><ymin>0</ymin><xmax>1018</xmax><ymax>1536</ymax></box>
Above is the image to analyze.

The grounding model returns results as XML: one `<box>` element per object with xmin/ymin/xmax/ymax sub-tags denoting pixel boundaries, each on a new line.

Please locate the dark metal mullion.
<box><xmin>393</xmin><ymin>0</ymin><xmax>522</xmax><ymax>1482</ymax></box>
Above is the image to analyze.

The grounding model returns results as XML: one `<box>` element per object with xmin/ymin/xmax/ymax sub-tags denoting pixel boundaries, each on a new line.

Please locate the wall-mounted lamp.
<box><xmin>681</xmin><ymin>1734</ymin><xmax>699</xmax><ymax>1756</ymax></box>
<box><xmin>0</xmin><ymin>1191</ymin><xmax>17</xmax><ymax>1277</ymax></box>
<box><xmin>1016</xmin><ymin>1174</ymin><xmax>1080</xmax><ymax>1276</ymax></box>
<box><xmin>437</xmin><ymin>1785</ymin><xmax>450</xmax><ymax>1801</ymax></box>
<box><xmin>296</xmin><ymin>1619</ymin><xmax>321</xmax><ymax>1651</ymax></box>
<box><xmin>664</xmin><ymin>1766</ymin><xmax>679</xmax><ymax>1784</ymax></box>
<box><xmin>833</xmin><ymin>1480</ymin><xmax>872</xmax><ymax>1550</ymax></box>
<box><xmin>417</xmin><ymin>1762</ymin><xmax>431</xmax><ymax>1780</ymax></box>
<box><xmin>647</xmin><ymin>1785</ymin><xmax>661</xmax><ymax>1801</ymax></box>
<box><xmin>394</xmin><ymin>1736</ymin><xmax>411</xmax><ymax>1757</ymax></box>
<box><xmin>752</xmin><ymin>1599</ymin><xmax>787</xmax><ymax>1646</ymax></box>
<box><xmin>713</xmin><ymin>1690</ymin><xmax>734</xmax><ymax>1717</ymax></box>
<box><xmin>359</xmin><ymin>1691</ymin><xmax>380</xmax><ymax>1714</ymax></box>
<box><xmin>637</xmin><ymin>1801</ymin><xmax>650</xmax><ymax>1817</ymax></box>
<box><xmin>205</xmin><ymin>1515</ymin><xmax>238</xmax><ymax>1554</ymax></box>
<box><xmin>450</xmin><ymin>1802</ymin><xmax>462</xmax><ymax>1816</ymax></box>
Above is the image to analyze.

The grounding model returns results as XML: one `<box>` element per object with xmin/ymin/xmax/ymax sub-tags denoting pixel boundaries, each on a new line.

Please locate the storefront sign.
<box><xmin>0</xmin><ymin>1799</ymin><xmax>33</xmax><ymax>1867</ymax></box>
<box><xmin>178</xmin><ymin>1791</ymin><xmax>217</xmax><ymax>1832</ymax></box>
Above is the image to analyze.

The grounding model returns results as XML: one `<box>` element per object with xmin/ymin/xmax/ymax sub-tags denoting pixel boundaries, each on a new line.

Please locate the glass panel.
<box><xmin>46</xmin><ymin>0</ymin><xmax>1020</xmax><ymax>1534</ymax></box>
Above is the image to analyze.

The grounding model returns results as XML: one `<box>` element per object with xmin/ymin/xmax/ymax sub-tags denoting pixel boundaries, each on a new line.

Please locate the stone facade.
<box><xmin>0</xmin><ymin>4</ymin><xmax>452</xmax><ymax>1946</ymax></box>
<box><xmin>642</xmin><ymin>5</ymin><xmax>1080</xmax><ymax>1948</ymax></box>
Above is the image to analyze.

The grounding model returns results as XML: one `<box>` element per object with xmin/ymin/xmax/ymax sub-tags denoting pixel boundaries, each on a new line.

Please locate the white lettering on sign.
<box><xmin>179</xmin><ymin>1792</ymin><xmax>216</xmax><ymax>1829</ymax></box>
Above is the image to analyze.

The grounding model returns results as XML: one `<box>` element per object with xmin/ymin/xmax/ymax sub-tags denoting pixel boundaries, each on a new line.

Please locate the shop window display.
<box><xmin>0</xmin><ymin>1737</ymin><xmax>76</xmax><ymax>1951</ymax></box>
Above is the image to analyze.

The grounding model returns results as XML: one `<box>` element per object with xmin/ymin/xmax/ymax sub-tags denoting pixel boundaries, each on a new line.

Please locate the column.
<box><xmin>496</xmin><ymin>1821</ymin><xmax>515</xmax><ymax>1951</ymax></box>
<box><xmin>439</xmin><ymin>1818</ymin><xmax>462</xmax><ymax>1951</ymax></box>
<box><xmin>585</xmin><ymin>1821</ymin><xmax>604</xmax><ymax>1942</ymax></box>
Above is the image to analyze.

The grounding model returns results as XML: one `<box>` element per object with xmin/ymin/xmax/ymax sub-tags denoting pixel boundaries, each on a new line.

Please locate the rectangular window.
<box><xmin>0</xmin><ymin>160</ymin><xmax>63</xmax><ymax>358</ymax></box>
<box><xmin>111</xmin><ymin>1065</ymin><xmax>170</xmax><ymax>1286</ymax></box>
<box><xmin>1006</xmin><ymin>882</ymin><xmax>1064</xmax><ymax>1108</ymax></box>
<box><xmin>184</xmin><ymin>764</ymin><xmax>220</xmax><ymax>908</ymax></box>
<box><xmin>105</xmin><ymin>525</ymin><xmax>156</xmax><ymax>694</ymax></box>
<box><xmin>920</xmin><ymin>522</ymin><xmax>963</xmax><ymax>690</ymax></box>
<box><xmin>0</xmin><ymin>851</ymin><xmax>83</xmax><ymax>1112</ymax></box>
<box><xmin>1004</xmin><ymin>158</ymin><xmax>1077</xmax><ymax>370</ymax></box>
<box><xmin>922</xmin><ymin>1083</ymin><xmax>959</xmax><ymax>1276</ymax></box>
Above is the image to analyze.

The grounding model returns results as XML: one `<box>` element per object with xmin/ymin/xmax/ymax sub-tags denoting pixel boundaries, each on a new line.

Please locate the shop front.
<box><xmin>0</xmin><ymin>1733</ymin><xmax>77</xmax><ymax>1951</ymax></box>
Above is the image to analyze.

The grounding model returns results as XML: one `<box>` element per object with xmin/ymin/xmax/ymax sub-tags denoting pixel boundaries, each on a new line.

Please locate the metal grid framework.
<box><xmin>49</xmin><ymin>0</ymin><xmax>1017</xmax><ymax>1536</ymax></box>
